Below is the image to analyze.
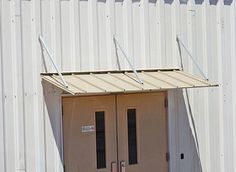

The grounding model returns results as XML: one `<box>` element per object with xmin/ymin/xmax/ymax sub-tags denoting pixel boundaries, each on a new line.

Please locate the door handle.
<box><xmin>111</xmin><ymin>162</ymin><xmax>117</xmax><ymax>172</ymax></box>
<box><xmin>120</xmin><ymin>161</ymin><xmax>126</xmax><ymax>172</ymax></box>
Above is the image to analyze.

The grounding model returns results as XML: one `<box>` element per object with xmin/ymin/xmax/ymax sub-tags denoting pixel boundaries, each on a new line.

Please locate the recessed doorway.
<box><xmin>62</xmin><ymin>92</ymin><xmax>168</xmax><ymax>172</ymax></box>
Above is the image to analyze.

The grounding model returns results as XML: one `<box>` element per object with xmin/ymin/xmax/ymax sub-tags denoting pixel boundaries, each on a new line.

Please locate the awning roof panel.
<box><xmin>96</xmin><ymin>73</ymin><xmax>142</xmax><ymax>91</ymax></box>
<box><xmin>41</xmin><ymin>69</ymin><xmax>218</xmax><ymax>95</ymax></box>
<box><xmin>108</xmin><ymin>73</ymin><xmax>156</xmax><ymax>90</ymax></box>
<box><xmin>77</xmin><ymin>74</ymin><xmax>122</xmax><ymax>92</ymax></box>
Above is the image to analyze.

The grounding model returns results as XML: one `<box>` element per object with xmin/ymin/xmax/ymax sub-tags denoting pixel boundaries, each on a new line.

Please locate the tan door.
<box><xmin>62</xmin><ymin>92</ymin><xmax>168</xmax><ymax>172</ymax></box>
<box><xmin>62</xmin><ymin>96</ymin><xmax>117</xmax><ymax>172</ymax></box>
<box><xmin>117</xmin><ymin>92</ymin><xmax>168</xmax><ymax>172</ymax></box>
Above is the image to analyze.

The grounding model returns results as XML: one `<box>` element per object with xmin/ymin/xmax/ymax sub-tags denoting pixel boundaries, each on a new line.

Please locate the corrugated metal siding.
<box><xmin>0</xmin><ymin>0</ymin><xmax>235</xmax><ymax>172</ymax></box>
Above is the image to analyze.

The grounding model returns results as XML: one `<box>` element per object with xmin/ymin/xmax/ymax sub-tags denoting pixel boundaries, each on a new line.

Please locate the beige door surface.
<box><xmin>63</xmin><ymin>96</ymin><xmax>117</xmax><ymax>172</ymax></box>
<box><xmin>117</xmin><ymin>92</ymin><xmax>168</xmax><ymax>172</ymax></box>
<box><xmin>62</xmin><ymin>92</ymin><xmax>168</xmax><ymax>172</ymax></box>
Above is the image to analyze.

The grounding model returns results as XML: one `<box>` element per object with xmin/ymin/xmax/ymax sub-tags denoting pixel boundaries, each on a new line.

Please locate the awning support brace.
<box><xmin>176</xmin><ymin>35</ymin><xmax>203</xmax><ymax>171</ymax></box>
<box><xmin>176</xmin><ymin>35</ymin><xmax>208</xmax><ymax>80</ymax></box>
<box><xmin>113</xmin><ymin>35</ymin><xmax>144</xmax><ymax>84</ymax></box>
<box><xmin>38</xmin><ymin>35</ymin><xmax>68</xmax><ymax>88</ymax></box>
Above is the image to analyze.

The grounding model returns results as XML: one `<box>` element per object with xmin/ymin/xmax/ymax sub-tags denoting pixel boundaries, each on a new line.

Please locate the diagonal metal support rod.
<box><xmin>38</xmin><ymin>35</ymin><xmax>68</xmax><ymax>88</ymax></box>
<box><xmin>176</xmin><ymin>35</ymin><xmax>208</xmax><ymax>80</ymax></box>
<box><xmin>176</xmin><ymin>35</ymin><xmax>203</xmax><ymax>171</ymax></box>
<box><xmin>113</xmin><ymin>35</ymin><xmax>143</xmax><ymax>84</ymax></box>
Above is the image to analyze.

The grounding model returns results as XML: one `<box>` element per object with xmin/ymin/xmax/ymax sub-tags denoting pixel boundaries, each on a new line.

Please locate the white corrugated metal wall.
<box><xmin>0</xmin><ymin>0</ymin><xmax>235</xmax><ymax>172</ymax></box>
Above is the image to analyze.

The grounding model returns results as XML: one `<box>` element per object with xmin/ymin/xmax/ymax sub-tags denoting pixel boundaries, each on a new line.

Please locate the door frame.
<box><xmin>60</xmin><ymin>91</ymin><xmax>170</xmax><ymax>172</ymax></box>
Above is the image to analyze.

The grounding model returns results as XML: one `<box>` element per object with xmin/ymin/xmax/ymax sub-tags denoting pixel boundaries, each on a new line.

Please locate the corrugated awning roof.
<box><xmin>41</xmin><ymin>69</ymin><xmax>218</xmax><ymax>95</ymax></box>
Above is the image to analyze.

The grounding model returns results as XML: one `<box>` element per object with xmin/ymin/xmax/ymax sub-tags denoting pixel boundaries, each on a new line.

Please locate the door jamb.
<box><xmin>165</xmin><ymin>91</ymin><xmax>170</xmax><ymax>172</ymax></box>
<box><xmin>60</xmin><ymin>96</ymin><xmax>65</xmax><ymax>171</ymax></box>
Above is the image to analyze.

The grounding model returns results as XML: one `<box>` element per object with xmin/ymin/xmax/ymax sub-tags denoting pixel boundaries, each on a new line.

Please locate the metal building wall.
<box><xmin>0</xmin><ymin>0</ymin><xmax>235</xmax><ymax>172</ymax></box>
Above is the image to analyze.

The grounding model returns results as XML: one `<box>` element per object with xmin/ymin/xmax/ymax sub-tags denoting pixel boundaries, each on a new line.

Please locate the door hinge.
<box><xmin>164</xmin><ymin>98</ymin><xmax>168</xmax><ymax>108</ymax></box>
<box><xmin>166</xmin><ymin>152</ymin><xmax>170</xmax><ymax>162</ymax></box>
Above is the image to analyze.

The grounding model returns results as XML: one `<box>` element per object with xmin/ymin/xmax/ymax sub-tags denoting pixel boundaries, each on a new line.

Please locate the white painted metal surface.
<box><xmin>0</xmin><ymin>0</ymin><xmax>235</xmax><ymax>172</ymax></box>
<box><xmin>39</xmin><ymin>35</ymin><xmax>69</xmax><ymax>88</ymax></box>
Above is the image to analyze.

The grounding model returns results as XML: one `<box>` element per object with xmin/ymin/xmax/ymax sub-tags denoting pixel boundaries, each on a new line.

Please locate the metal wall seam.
<box><xmin>88</xmin><ymin>0</ymin><xmax>99</xmax><ymax>70</ymax></box>
<box><xmin>148</xmin><ymin>1</ymin><xmax>158</xmax><ymax>67</ymax></box>
<box><xmin>12</xmin><ymin>0</ymin><xmax>27</xmax><ymax>171</ymax></box>
<box><xmin>223</xmin><ymin>2</ymin><xmax>235</xmax><ymax>171</ymax></box>
<box><xmin>38</xmin><ymin>1</ymin><xmax>51</xmax><ymax>172</ymax></box>
<box><xmin>61</xmin><ymin>0</ymin><xmax>73</xmax><ymax>71</ymax></box>
<box><xmin>232</xmin><ymin>2</ymin><xmax>236</xmax><ymax>172</ymax></box>
<box><xmin>2</xmin><ymin>0</ymin><xmax>17</xmax><ymax>171</ymax></box>
<box><xmin>0</xmin><ymin>0</ymin><xmax>6</xmax><ymax>171</ymax></box>
<box><xmin>104</xmin><ymin>0</ymin><xmax>114</xmax><ymax>70</ymax></box>
<box><xmin>121</xmin><ymin>0</ymin><xmax>133</xmax><ymax>70</ymax></box>
<box><xmin>140</xmin><ymin>0</ymin><xmax>149</xmax><ymax>67</ymax></box>
<box><xmin>19</xmin><ymin>0</ymin><xmax>28</xmax><ymax>170</ymax></box>
<box><xmin>193</xmin><ymin>2</ymin><xmax>209</xmax><ymax>171</ymax></box>
<box><xmin>69</xmin><ymin>0</ymin><xmax>78</xmax><ymax>71</ymax></box>
<box><xmin>97</xmin><ymin>1</ymin><xmax>106</xmax><ymax>69</ymax></box>
<box><xmin>21</xmin><ymin>0</ymin><xmax>37</xmax><ymax>171</ymax></box>
<box><xmin>158</xmin><ymin>0</ymin><xmax>165</xmax><ymax>67</ymax></box>
<box><xmin>229</xmin><ymin>0</ymin><xmax>236</xmax><ymax>170</ymax></box>
<box><xmin>216</xmin><ymin>1</ymin><xmax>225</xmax><ymax>172</ymax></box>
<box><xmin>201</xmin><ymin>2</ymin><xmax>212</xmax><ymax>170</ymax></box>
<box><xmin>80</xmin><ymin>1</ymin><xmax>90</xmax><ymax>71</ymax></box>
<box><xmin>31</xmin><ymin>0</ymin><xmax>46</xmax><ymax>170</ymax></box>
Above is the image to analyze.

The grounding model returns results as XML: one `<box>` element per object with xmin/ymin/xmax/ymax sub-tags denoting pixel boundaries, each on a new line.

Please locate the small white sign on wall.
<box><xmin>82</xmin><ymin>125</ymin><xmax>95</xmax><ymax>133</ymax></box>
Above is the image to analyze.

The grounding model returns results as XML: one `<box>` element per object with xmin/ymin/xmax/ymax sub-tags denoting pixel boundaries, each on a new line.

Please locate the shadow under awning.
<box><xmin>41</xmin><ymin>68</ymin><xmax>218</xmax><ymax>95</ymax></box>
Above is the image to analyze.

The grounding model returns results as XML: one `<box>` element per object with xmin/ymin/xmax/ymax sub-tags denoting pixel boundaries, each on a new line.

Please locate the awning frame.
<box><xmin>41</xmin><ymin>68</ymin><xmax>218</xmax><ymax>96</ymax></box>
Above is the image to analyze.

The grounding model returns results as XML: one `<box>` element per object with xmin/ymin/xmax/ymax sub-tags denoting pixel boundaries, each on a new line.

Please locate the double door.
<box><xmin>62</xmin><ymin>92</ymin><xmax>168</xmax><ymax>172</ymax></box>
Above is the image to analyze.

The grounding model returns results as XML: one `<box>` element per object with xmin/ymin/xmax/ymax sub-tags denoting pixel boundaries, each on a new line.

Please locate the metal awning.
<box><xmin>41</xmin><ymin>69</ymin><xmax>218</xmax><ymax>95</ymax></box>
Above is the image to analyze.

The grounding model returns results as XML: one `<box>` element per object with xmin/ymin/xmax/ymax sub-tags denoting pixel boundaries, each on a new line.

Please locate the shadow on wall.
<box><xmin>164</xmin><ymin>0</ymin><xmax>174</xmax><ymax>4</ymax></box>
<box><xmin>174</xmin><ymin>90</ymin><xmax>203</xmax><ymax>172</ymax></box>
<box><xmin>82</xmin><ymin>0</ymin><xmax>233</xmax><ymax>5</ymax></box>
<box><xmin>195</xmin><ymin>0</ymin><xmax>204</xmax><ymax>4</ymax></box>
<box><xmin>209</xmin><ymin>0</ymin><xmax>219</xmax><ymax>5</ymax></box>
<box><xmin>42</xmin><ymin>80</ymin><xmax>64</xmax><ymax>165</ymax></box>
<box><xmin>149</xmin><ymin>0</ymin><xmax>157</xmax><ymax>3</ymax></box>
<box><xmin>209</xmin><ymin>0</ymin><xmax>233</xmax><ymax>5</ymax></box>
<box><xmin>224</xmin><ymin>0</ymin><xmax>233</xmax><ymax>5</ymax></box>
<box><xmin>97</xmin><ymin>0</ymin><xmax>106</xmax><ymax>2</ymax></box>
<box><xmin>180</xmin><ymin>0</ymin><xmax>233</xmax><ymax>5</ymax></box>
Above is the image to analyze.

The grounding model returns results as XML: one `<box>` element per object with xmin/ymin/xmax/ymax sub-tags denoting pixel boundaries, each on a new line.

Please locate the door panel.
<box><xmin>63</xmin><ymin>96</ymin><xmax>117</xmax><ymax>172</ymax></box>
<box><xmin>63</xmin><ymin>92</ymin><xmax>168</xmax><ymax>172</ymax></box>
<box><xmin>117</xmin><ymin>92</ymin><xmax>168</xmax><ymax>172</ymax></box>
